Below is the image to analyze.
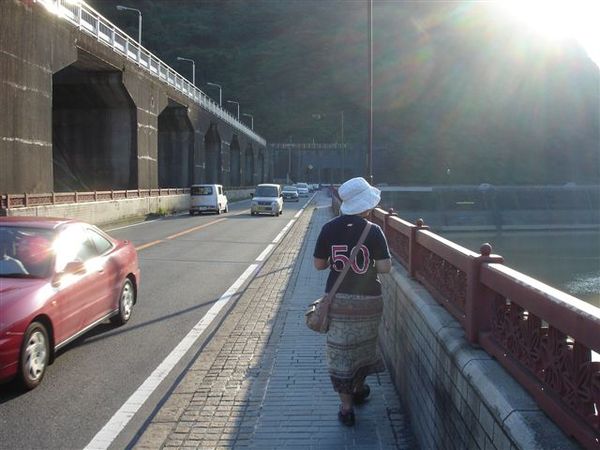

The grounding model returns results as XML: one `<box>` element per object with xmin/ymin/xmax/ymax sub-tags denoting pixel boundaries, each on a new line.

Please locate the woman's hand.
<box><xmin>314</xmin><ymin>257</ymin><xmax>329</xmax><ymax>270</ymax></box>
<box><xmin>375</xmin><ymin>258</ymin><xmax>392</xmax><ymax>273</ymax></box>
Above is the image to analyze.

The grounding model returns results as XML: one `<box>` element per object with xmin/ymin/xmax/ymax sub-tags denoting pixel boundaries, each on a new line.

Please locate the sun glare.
<box><xmin>496</xmin><ymin>0</ymin><xmax>600</xmax><ymax>68</ymax></box>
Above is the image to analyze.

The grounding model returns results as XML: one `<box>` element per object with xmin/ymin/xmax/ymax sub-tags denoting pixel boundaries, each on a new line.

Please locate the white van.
<box><xmin>190</xmin><ymin>184</ymin><xmax>228</xmax><ymax>215</ymax></box>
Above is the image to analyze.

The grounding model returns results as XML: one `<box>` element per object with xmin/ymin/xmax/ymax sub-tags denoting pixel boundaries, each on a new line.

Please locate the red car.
<box><xmin>0</xmin><ymin>217</ymin><xmax>140</xmax><ymax>390</ymax></box>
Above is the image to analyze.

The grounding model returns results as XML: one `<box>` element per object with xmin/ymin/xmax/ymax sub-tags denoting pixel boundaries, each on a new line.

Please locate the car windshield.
<box><xmin>283</xmin><ymin>186</ymin><xmax>297</xmax><ymax>191</ymax></box>
<box><xmin>255</xmin><ymin>186</ymin><xmax>278</xmax><ymax>197</ymax></box>
<box><xmin>191</xmin><ymin>186</ymin><xmax>213</xmax><ymax>195</ymax></box>
<box><xmin>0</xmin><ymin>226</ymin><xmax>56</xmax><ymax>278</ymax></box>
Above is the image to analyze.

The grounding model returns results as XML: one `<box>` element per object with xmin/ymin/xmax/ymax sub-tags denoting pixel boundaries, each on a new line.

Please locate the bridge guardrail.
<box><xmin>1</xmin><ymin>189</ymin><xmax>189</xmax><ymax>209</ymax></box>
<box><xmin>331</xmin><ymin>191</ymin><xmax>599</xmax><ymax>449</ymax></box>
<box><xmin>37</xmin><ymin>0</ymin><xmax>265</xmax><ymax>146</ymax></box>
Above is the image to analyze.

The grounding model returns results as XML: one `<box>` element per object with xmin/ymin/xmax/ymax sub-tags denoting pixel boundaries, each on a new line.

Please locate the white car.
<box><xmin>295</xmin><ymin>182</ymin><xmax>309</xmax><ymax>197</ymax></box>
<box><xmin>251</xmin><ymin>184</ymin><xmax>283</xmax><ymax>216</ymax></box>
<box><xmin>282</xmin><ymin>185</ymin><xmax>299</xmax><ymax>202</ymax></box>
<box><xmin>190</xmin><ymin>184</ymin><xmax>228</xmax><ymax>215</ymax></box>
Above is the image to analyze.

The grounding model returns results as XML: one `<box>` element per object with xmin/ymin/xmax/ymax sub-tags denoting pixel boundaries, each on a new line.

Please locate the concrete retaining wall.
<box><xmin>379</xmin><ymin>263</ymin><xmax>581</xmax><ymax>450</ymax></box>
<box><xmin>2</xmin><ymin>189</ymin><xmax>253</xmax><ymax>226</ymax></box>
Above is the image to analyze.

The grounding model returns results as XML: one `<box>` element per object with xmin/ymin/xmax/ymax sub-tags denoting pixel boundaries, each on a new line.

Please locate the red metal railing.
<box><xmin>331</xmin><ymin>192</ymin><xmax>599</xmax><ymax>448</ymax></box>
<box><xmin>1</xmin><ymin>189</ymin><xmax>190</xmax><ymax>209</ymax></box>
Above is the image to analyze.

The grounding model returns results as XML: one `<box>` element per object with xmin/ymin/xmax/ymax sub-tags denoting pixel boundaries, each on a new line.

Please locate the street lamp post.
<box><xmin>207</xmin><ymin>82</ymin><xmax>222</xmax><ymax>107</ymax></box>
<box><xmin>115</xmin><ymin>5</ymin><xmax>142</xmax><ymax>45</ymax></box>
<box><xmin>176</xmin><ymin>57</ymin><xmax>196</xmax><ymax>86</ymax></box>
<box><xmin>242</xmin><ymin>113</ymin><xmax>254</xmax><ymax>130</ymax></box>
<box><xmin>226</xmin><ymin>100</ymin><xmax>240</xmax><ymax>120</ymax></box>
<box><xmin>367</xmin><ymin>0</ymin><xmax>374</xmax><ymax>184</ymax></box>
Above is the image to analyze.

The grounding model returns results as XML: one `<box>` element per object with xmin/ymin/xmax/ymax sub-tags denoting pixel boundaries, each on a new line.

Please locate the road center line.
<box><xmin>135</xmin><ymin>240</ymin><xmax>163</xmax><ymax>251</ymax></box>
<box><xmin>84</xmin><ymin>263</ymin><xmax>260</xmax><ymax>450</ymax></box>
<box><xmin>166</xmin><ymin>218</ymin><xmax>227</xmax><ymax>240</ymax></box>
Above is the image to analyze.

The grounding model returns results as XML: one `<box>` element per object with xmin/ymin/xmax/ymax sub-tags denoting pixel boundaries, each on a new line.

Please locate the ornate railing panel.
<box><xmin>479</xmin><ymin>264</ymin><xmax>600</xmax><ymax>449</ymax></box>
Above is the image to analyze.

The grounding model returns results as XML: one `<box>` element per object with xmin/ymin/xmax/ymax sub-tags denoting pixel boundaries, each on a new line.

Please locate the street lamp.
<box><xmin>176</xmin><ymin>57</ymin><xmax>196</xmax><ymax>86</ymax></box>
<box><xmin>242</xmin><ymin>113</ymin><xmax>254</xmax><ymax>130</ymax></box>
<box><xmin>207</xmin><ymin>82</ymin><xmax>222</xmax><ymax>107</ymax></box>
<box><xmin>367</xmin><ymin>0</ymin><xmax>373</xmax><ymax>184</ymax></box>
<box><xmin>115</xmin><ymin>5</ymin><xmax>142</xmax><ymax>45</ymax></box>
<box><xmin>226</xmin><ymin>100</ymin><xmax>240</xmax><ymax>120</ymax></box>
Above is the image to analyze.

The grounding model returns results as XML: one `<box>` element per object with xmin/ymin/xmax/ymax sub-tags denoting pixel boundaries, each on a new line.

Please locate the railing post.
<box><xmin>464</xmin><ymin>243</ymin><xmax>504</xmax><ymax>344</ymax></box>
<box><xmin>52</xmin><ymin>192</ymin><xmax>56</xmax><ymax>205</ymax></box>
<box><xmin>408</xmin><ymin>218</ymin><xmax>428</xmax><ymax>279</ymax></box>
<box><xmin>24</xmin><ymin>193</ymin><xmax>29</xmax><ymax>207</ymax></box>
<box><xmin>384</xmin><ymin>208</ymin><xmax>396</xmax><ymax>235</ymax></box>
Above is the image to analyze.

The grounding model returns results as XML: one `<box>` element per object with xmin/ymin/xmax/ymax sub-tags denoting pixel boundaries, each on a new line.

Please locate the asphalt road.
<box><xmin>0</xmin><ymin>195</ymin><xmax>312</xmax><ymax>450</ymax></box>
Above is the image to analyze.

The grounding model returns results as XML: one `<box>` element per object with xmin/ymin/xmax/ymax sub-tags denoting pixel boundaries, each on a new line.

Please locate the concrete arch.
<box><xmin>158</xmin><ymin>102</ymin><xmax>194</xmax><ymax>188</ymax></box>
<box><xmin>204</xmin><ymin>123</ymin><xmax>222</xmax><ymax>184</ymax></box>
<box><xmin>52</xmin><ymin>66</ymin><xmax>137</xmax><ymax>191</ymax></box>
<box><xmin>258</xmin><ymin>150</ymin><xmax>265</xmax><ymax>183</ymax></box>
<box><xmin>244</xmin><ymin>144</ymin><xmax>255</xmax><ymax>186</ymax></box>
<box><xmin>229</xmin><ymin>135</ymin><xmax>241</xmax><ymax>187</ymax></box>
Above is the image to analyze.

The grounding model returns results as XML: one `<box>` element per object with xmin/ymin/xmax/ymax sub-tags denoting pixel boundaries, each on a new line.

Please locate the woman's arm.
<box><xmin>375</xmin><ymin>258</ymin><xmax>392</xmax><ymax>273</ymax></box>
<box><xmin>314</xmin><ymin>257</ymin><xmax>329</xmax><ymax>270</ymax></box>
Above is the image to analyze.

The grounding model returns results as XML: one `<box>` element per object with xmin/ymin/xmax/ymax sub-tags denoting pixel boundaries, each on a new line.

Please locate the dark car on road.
<box><xmin>0</xmin><ymin>217</ymin><xmax>140</xmax><ymax>390</ymax></box>
<box><xmin>282</xmin><ymin>185</ymin><xmax>299</xmax><ymax>202</ymax></box>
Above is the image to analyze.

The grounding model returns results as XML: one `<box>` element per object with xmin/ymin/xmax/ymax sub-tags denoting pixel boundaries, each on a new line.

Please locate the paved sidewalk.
<box><xmin>135</xmin><ymin>193</ymin><xmax>416</xmax><ymax>449</ymax></box>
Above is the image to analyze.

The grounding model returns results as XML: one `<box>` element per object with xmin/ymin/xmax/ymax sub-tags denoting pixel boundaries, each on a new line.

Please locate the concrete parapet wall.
<box><xmin>379</xmin><ymin>263</ymin><xmax>581</xmax><ymax>450</ymax></box>
<box><xmin>2</xmin><ymin>189</ymin><xmax>252</xmax><ymax>225</ymax></box>
<box><xmin>225</xmin><ymin>188</ymin><xmax>253</xmax><ymax>202</ymax></box>
<box><xmin>3</xmin><ymin>195</ymin><xmax>190</xmax><ymax>226</ymax></box>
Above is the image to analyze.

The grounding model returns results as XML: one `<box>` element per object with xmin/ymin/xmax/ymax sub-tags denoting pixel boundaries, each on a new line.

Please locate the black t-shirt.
<box><xmin>313</xmin><ymin>215</ymin><xmax>391</xmax><ymax>296</ymax></box>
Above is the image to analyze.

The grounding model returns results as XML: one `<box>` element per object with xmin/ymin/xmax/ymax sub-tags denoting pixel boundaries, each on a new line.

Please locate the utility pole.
<box><xmin>367</xmin><ymin>0</ymin><xmax>373</xmax><ymax>185</ymax></box>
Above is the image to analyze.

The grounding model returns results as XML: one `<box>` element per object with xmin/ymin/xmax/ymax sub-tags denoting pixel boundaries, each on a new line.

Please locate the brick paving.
<box><xmin>135</xmin><ymin>193</ymin><xmax>416</xmax><ymax>449</ymax></box>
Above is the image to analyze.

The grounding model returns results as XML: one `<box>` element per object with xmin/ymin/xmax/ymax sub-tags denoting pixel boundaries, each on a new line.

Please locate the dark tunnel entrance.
<box><xmin>245</xmin><ymin>144</ymin><xmax>254</xmax><ymax>186</ymax></box>
<box><xmin>52</xmin><ymin>65</ymin><xmax>137</xmax><ymax>192</ymax></box>
<box><xmin>204</xmin><ymin>123</ymin><xmax>222</xmax><ymax>184</ymax></box>
<box><xmin>230</xmin><ymin>135</ymin><xmax>241</xmax><ymax>187</ymax></box>
<box><xmin>158</xmin><ymin>102</ymin><xmax>194</xmax><ymax>188</ymax></box>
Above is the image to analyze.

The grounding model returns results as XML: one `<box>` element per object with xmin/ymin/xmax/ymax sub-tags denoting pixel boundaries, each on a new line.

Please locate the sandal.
<box><xmin>353</xmin><ymin>384</ymin><xmax>370</xmax><ymax>405</ymax></box>
<box><xmin>338</xmin><ymin>406</ymin><xmax>355</xmax><ymax>426</ymax></box>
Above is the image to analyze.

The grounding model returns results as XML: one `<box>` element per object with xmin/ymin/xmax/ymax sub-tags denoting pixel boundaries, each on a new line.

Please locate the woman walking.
<box><xmin>313</xmin><ymin>177</ymin><xmax>392</xmax><ymax>426</ymax></box>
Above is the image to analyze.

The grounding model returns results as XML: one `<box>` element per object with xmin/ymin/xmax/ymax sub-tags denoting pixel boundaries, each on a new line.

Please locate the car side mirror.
<box><xmin>64</xmin><ymin>260</ymin><xmax>85</xmax><ymax>275</ymax></box>
<box><xmin>52</xmin><ymin>260</ymin><xmax>85</xmax><ymax>287</ymax></box>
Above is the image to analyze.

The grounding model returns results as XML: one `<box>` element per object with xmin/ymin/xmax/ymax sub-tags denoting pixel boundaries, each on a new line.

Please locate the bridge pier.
<box><xmin>158</xmin><ymin>103</ymin><xmax>193</xmax><ymax>188</ymax></box>
<box><xmin>1</xmin><ymin>0</ymin><xmax>267</xmax><ymax>196</ymax></box>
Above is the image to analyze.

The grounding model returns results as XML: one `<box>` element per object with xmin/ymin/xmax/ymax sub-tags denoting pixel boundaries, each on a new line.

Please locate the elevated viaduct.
<box><xmin>1</xmin><ymin>0</ymin><xmax>268</xmax><ymax>194</ymax></box>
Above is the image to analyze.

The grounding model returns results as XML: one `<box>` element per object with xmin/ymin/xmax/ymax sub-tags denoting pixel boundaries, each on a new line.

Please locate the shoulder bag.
<box><xmin>305</xmin><ymin>221</ymin><xmax>372</xmax><ymax>333</ymax></box>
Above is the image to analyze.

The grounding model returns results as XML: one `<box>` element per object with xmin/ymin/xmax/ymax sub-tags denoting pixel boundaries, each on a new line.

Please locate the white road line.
<box><xmin>84</xmin><ymin>264</ymin><xmax>259</xmax><ymax>450</ymax></box>
<box><xmin>255</xmin><ymin>244</ymin><xmax>275</xmax><ymax>262</ymax></box>
<box><xmin>273</xmin><ymin>219</ymin><xmax>295</xmax><ymax>244</ymax></box>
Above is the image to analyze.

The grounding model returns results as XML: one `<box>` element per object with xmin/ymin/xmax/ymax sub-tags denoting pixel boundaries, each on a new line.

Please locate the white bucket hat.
<box><xmin>339</xmin><ymin>177</ymin><xmax>381</xmax><ymax>215</ymax></box>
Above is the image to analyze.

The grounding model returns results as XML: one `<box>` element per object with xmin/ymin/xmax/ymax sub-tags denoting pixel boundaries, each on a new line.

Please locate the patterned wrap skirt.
<box><xmin>326</xmin><ymin>293</ymin><xmax>385</xmax><ymax>394</ymax></box>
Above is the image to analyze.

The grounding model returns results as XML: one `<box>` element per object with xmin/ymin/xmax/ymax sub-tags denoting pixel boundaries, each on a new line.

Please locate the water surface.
<box><xmin>441</xmin><ymin>230</ymin><xmax>600</xmax><ymax>308</ymax></box>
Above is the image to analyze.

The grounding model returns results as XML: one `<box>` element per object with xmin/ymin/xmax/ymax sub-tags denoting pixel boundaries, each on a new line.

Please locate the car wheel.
<box><xmin>19</xmin><ymin>322</ymin><xmax>50</xmax><ymax>390</ymax></box>
<box><xmin>216</xmin><ymin>206</ymin><xmax>221</xmax><ymax>215</ymax></box>
<box><xmin>111</xmin><ymin>279</ymin><xmax>135</xmax><ymax>326</ymax></box>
